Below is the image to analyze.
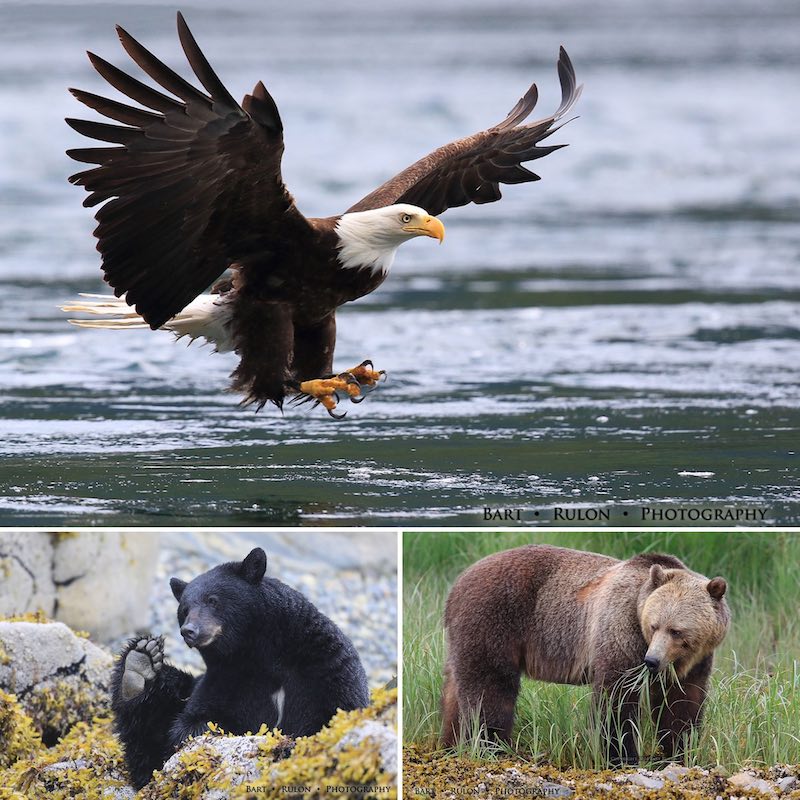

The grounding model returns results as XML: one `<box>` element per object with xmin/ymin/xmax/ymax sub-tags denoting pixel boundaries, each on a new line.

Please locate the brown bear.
<box><xmin>441</xmin><ymin>544</ymin><xmax>730</xmax><ymax>764</ymax></box>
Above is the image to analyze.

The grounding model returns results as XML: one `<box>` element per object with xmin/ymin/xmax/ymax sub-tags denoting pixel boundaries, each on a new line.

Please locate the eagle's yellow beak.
<box><xmin>404</xmin><ymin>215</ymin><xmax>445</xmax><ymax>243</ymax></box>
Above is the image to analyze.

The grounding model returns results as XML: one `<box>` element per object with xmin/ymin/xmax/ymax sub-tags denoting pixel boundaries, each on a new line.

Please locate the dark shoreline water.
<box><xmin>1</xmin><ymin>0</ymin><xmax>798</xmax><ymax>526</ymax></box>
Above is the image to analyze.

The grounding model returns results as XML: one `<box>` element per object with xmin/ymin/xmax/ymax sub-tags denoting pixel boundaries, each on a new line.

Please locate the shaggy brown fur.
<box><xmin>441</xmin><ymin>544</ymin><xmax>730</xmax><ymax>764</ymax></box>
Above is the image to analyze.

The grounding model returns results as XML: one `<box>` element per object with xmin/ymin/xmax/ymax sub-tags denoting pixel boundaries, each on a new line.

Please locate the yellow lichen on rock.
<box><xmin>25</xmin><ymin>678</ymin><xmax>109</xmax><ymax>745</ymax></box>
<box><xmin>243</xmin><ymin>686</ymin><xmax>397</xmax><ymax>799</ymax></box>
<box><xmin>402</xmin><ymin>744</ymin><xmax>800</xmax><ymax>800</ymax></box>
<box><xmin>0</xmin><ymin>689</ymin><xmax>43</xmax><ymax>769</ymax></box>
<box><xmin>0</xmin><ymin>696</ymin><xmax>132</xmax><ymax>800</ymax></box>
<box><xmin>0</xmin><ymin>609</ymin><xmax>51</xmax><ymax>624</ymax></box>
<box><xmin>136</xmin><ymin>687</ymin><xmax>397</xmax><ymax>800</ymax></box>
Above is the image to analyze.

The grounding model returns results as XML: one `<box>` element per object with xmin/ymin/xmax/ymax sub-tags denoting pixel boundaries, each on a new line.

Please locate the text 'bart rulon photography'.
<box><xmin>0</xmin><ymin>530</ymin><xmax>398</xmax><ymax>799</ymax></box>
<box><xmin>403</xmin><ymin>531</ymin><xmax>799</xmax><ymax>799</ymax></box>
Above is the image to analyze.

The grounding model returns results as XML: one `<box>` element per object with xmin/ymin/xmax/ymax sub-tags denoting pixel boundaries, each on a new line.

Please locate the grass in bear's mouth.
<box><xmin>403</xmin><ymin>530</ymin><xmax>800</xmax><ymax>771</ymax></box>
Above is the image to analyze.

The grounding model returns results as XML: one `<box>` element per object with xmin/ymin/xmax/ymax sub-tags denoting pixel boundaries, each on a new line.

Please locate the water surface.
<box><xmin>1</xmin><ymin>0</ymin><xmax>798</xmax><ymax>525</ymax></box>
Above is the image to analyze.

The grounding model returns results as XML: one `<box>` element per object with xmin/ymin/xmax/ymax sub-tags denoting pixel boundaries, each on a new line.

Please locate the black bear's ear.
<box><xmin>170</xmin><ymin>577</ymin><xmax>187</xmax><ymax>601</ymax></box>
<box><xmin>707</xmin><ymin>577</ymin><xmax>727</xmax><ymax>600</ymax></box>
<box><xmin>239</xmin><ymin>548</ymin><xmax>267</xmax><ymax>584</ymax></box>
<box><xmin>649</xmin><ymin>564</ymin><xmax>672</xmax><ymax>587</ymax></box>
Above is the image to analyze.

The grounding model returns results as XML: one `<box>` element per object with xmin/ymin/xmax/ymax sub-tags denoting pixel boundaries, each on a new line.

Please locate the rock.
<box><xmin>224</xmin><ymin>531</ymin><xmax>397</xmax><ymax>572</ymax></box>
<box><xmin>337</xmin><ymin>719</ymin><xmax>397</xmax><ymax>779</ymax></box>
<box><xmin>139</xmin><ymin>689</ymin><xmax>397</xmax><ymax>799</ymax></box>
<box><xmin>0</xmin><ymin>532</ymin><xmax>160</xmax><ymax>642</ymax></box>
<box><xmin>730</xmin><ymin>772</ymin><xmax>777</xmax><ymax>795</ymax></box>
<box><xmin>495</xmin><ymin>767</ymin><xmax>573</xmax><ymax>797</ymax></box>
<box><xmin>626</xmin><ymin>773</ymin><xmax>664</xmax><ymax>790</ymax></box>
<box><xmin>52</xmin><ymin>532</ymin><xmax>160</xmax><ymax>640</ymax></box>
<box><xmin>658</xmin><ymin>763</ymin><xmax>692</xmax><ymax>782</ymax></box>
<box><xmin>777</xmin><ymin>776</ymin><xmax>798</xmax><ymax>793</ymax></box>
<box><xmin>595</xmin><ymin>783</ymin><xmax>614</xmax><ymax>792</ymax></box>
<box><xmin>541</xmin><ymin>783</ymin><xmax>574</xmax><ymax>797</ymax></box>
<box><xmin>0</xmin><ymin>532</ymin><xmax>56</xmax><ymax>617</ymax></box>
<box><xmin>0</xmin><ymin>620</ymin><xmax>112</xmax><ymax>744</ymax></box>
<box><xmin>40</xmin><ymin>759</ymin><xmax>136</xmax><ymax>799</ymax></box>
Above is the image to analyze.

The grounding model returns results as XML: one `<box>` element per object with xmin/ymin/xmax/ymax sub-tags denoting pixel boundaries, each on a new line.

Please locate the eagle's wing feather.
<box><xmin>67</xmin><ymin>12</ymin><xmax>310</xmax><ymax>330</ymax></box>
<box><xmin>347</xmin><ymin>47</ymin><xmax>581</xmax><ymax>217</ymax></box>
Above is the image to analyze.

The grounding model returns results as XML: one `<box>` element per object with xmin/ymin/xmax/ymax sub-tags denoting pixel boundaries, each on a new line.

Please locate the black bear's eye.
<box><xmin>206</xmin><ymin>595</ymin><xmax>219</xmax><ymax>608</ymax></box>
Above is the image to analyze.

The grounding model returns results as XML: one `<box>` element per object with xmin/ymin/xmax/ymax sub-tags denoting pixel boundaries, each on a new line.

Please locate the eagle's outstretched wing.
<box><xmin>67</xmin><ymin>12</ymin><xmax>311</xmax><ymax>330</ymax></box>
<box><xmin>347</xmin><ymin>47</ymin><xmax>581</xmax><ymax>217</ymax></box>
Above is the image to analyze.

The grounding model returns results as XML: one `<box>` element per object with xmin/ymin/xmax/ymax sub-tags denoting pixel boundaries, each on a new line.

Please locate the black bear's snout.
<box><xmin>180</xmin><ymin>623</ymin><xmax>199</xmax><ymax>645</ymax></box>
<box><xmin>643</xmin><ymin>655</ymin><xmax>660</xmax><ymax>672</ymax></box>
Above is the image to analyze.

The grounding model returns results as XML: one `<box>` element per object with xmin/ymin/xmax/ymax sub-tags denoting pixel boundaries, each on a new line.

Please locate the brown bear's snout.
<box><xmin>644</xmin><ymin>655</ymin><xmax>660</xmax><ymax>672</ymax></box>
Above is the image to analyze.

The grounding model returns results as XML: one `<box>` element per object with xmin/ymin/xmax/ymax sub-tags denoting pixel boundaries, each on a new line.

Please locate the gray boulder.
<box><xmin>0</xmin><ymin>531</ymin><xmax>159</xmax><ymax>641</ymax></box>
<box><xmin>0</xmin><ymin>620</ymin><xmax>113</xmax><ymax>744</ymax></box>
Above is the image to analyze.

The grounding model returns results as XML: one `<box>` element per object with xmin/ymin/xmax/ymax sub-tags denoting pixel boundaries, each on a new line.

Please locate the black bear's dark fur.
<box><xmin>111</xmin><ymin>548</ymin><xmax>370</xmax><ymax>790</ymax></box>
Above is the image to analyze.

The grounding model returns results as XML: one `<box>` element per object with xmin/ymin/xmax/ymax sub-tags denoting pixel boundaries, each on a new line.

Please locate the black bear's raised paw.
<box><xmin>121</xmin><ymin>635</ymin><xmax>164</xmax><ymax>701</ymax></box>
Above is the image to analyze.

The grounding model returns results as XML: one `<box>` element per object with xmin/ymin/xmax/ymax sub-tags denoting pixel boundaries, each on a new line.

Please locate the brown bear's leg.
<box><xmin>651</xmin><ymin>656</ymin><xmax>711</xmax><ymax>761</ymax></box>
<box><xmin>440</xmin><ymin>661</ymin><xmax>461</xmax><ymax>747</ymax></box>
<box><xmin>593</xmin><ymin>680</ymin><xmax>641</xmax><ymax>766</ymax></box>
<box><xmin>445</xmin><ymin>650</ymin><xmax>520</xmax><ymax>746</ymax></box>
<box><xmin>460</xmin><ymin>670</ymin><xmax>520</xmax><ymax>744</ymax></box>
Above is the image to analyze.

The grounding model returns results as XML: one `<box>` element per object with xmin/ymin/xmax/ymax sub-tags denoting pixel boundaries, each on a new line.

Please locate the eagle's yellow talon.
<box><xmin>295</xmin><ymin>361</ymin><xmax>384</xmax><ymax>417</ymax></box>
<box><xmin>319</xmin><ymin>394</ymin><xmax>338</xmax><ymax>412</ymax></box>
<box><xmin>348</xmin><ymin>360</ymin><xmax>385</xmax><ymax>388</ymax></box>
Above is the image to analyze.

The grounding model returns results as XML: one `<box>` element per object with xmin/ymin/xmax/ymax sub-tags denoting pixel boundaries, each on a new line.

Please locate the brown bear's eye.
<box><xmin>650</xmin><ymin>623</ymin><xmax>658</xmax><ymax>631</ymax></box>
<box><xmin>669</xmin><ymin>628</ymin><xmax>682</xmax><ymax>638</ymax></box>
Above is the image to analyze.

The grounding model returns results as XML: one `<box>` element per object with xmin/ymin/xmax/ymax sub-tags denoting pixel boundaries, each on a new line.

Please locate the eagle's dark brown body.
<box><xmin>224</xmin><ymin>216</ymin><xmax>388</xmax><ymax>406</ymax></box>
<box><xmin>65</xmin><ymin>13</ymin><xmax>580</xmax><ymax>415</ymax></box>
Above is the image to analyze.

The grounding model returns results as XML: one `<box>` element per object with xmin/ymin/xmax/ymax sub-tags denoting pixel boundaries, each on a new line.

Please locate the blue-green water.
<box><xmin>1</xmin><ymin>0</ymin><xmax>798</xmax><ymax>525</ymax></box>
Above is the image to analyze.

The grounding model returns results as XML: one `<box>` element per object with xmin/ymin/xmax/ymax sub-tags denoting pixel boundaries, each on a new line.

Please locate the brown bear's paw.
<box><xmin>121</xmin><ymin>635</ymin><xmax>164</xmax><ymax>700</ymax></box>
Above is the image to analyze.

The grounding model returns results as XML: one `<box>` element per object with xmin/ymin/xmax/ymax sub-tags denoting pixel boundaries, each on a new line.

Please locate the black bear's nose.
<box><xmin>181</xmin><ymin>623</ymin><xmax>198</xmax><ymax>644</ymax></box>
<box><xmin>644</xmin><ymin>655</ymin><xmax>660</xmax><ymax>672</ymax></box>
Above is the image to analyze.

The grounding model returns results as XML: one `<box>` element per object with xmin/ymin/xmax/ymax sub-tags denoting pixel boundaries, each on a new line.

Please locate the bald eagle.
<box><xmin>63</xmin><ymin>13</ymin><xmax>581</xmax><ymax>418</ymax></box>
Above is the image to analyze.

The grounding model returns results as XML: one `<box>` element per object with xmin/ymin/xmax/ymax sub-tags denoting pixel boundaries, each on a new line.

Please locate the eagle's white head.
<box><xmin>334</xmin><ymin>203</ymin><xmax>445</xmax><ymax>276</ymax></box>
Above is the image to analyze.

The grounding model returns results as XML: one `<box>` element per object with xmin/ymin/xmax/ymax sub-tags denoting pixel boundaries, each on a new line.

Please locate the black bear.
<box><xmin>111</xmin><ymin>547</ymin><xmax>370</xmax><ymax>789</ymax></box>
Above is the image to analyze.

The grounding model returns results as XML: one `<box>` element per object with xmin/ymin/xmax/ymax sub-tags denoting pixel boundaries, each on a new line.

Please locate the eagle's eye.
<box><xmin>401</xmin><ymin>213</ymin><xmax>412</xmax><ymax>224</ymax></box>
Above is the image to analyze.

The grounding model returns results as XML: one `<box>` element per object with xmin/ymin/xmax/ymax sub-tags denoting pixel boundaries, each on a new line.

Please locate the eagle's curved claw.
<box><xmin>348</xmin><ymin>360</ymin><xmax>384</xmax><ymax>388</ymax></box>
<box><xmin>295</xmin><ymin>360</ymin><xmax>385</xmax><ymax>419</ymax></box>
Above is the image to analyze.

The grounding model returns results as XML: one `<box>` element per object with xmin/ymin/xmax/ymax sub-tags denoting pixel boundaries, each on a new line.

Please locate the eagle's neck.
<box><xmin>334</xmin><ymin>212</ymin><xmax>399</xmax><ymax>276</ymax></box>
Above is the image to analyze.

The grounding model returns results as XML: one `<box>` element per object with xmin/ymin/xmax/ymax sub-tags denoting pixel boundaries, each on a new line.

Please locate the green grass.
<box><xmin>403</xmin><ymin>531</ymin><xmax>800</xmax><ymax>769</ymax></box>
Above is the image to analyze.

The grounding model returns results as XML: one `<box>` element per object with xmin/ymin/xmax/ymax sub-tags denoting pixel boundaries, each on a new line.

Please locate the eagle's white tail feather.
<box><xmin>63</xmin><ymin>294</ymin><xmax>149</xmax><ymax>329</ymax></box>
<box><xmin>61</xmin><ymin>293</ymin><xmax>235</xmax><ymax>353</ymax></box>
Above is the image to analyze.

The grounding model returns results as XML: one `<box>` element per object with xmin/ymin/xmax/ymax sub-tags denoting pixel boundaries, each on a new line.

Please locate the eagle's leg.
<box><xmin>292</xmin><ymin>316</ymin><xmax>385</xmax><ymax>417</ymax></box>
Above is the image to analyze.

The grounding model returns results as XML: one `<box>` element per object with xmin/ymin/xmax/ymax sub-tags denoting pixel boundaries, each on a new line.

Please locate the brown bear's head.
<box><xmin>639</xmin><ymin>564</ymin><xmax>730</xmax><ymax>678</ymax></box>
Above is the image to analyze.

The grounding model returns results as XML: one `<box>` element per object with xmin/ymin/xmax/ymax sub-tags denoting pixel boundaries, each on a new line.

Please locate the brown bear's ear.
<box><xmin>650</xmin><ymin>563</ymin><xmax>671</xmax><ymax>587</ymax></box>
<box><xmin>240</xmin><ymin>547</ymin><xmax>268</xmax><ymax>584</ymax></box>
<box><xmin>707</xmin><ymin>577</ymin><xmax>727</xmax><ymax>600</ymax></box>
<box><xmin>170</xmin><ymin>577</ymin><xmax>187</xmax><ymax>601</ymax></box>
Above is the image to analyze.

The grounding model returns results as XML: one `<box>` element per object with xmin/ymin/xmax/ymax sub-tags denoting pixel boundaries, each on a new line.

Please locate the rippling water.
<box><xmin>1</xmin><ymin>0</ymin><xmax>798</xmax><ymax>525</ymax></box>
